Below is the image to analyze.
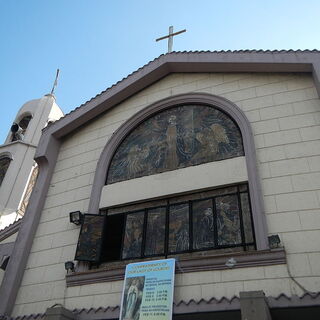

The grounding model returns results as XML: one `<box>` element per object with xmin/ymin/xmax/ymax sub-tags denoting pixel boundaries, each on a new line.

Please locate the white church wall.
<box><xmin>3</xmin><ymin>99</ymin><xmax>38</xmax><ymax>145</ymax></box>
<box><xmin>12</xmin><ymin>72</ymin><xmax>320</xmax><ymax>316</ymax></box>
<box><xmin>25</xmin><ymin>95</ymin><xmax>63</xmax><ymax>145</ymax></box>
<box><xmin>100</xmin><ymin>156</ymin><xmax>248</xmax><ymax>208</ymax></box>
<box><xmin>0</xmin><ymin>143</ymin><xmax>34</xmax><ymax>216</ymax></box>
<box><xmin>0</xmin><ymin>94</ymin><xmax>64</xmax><ymax>230</ymax></box>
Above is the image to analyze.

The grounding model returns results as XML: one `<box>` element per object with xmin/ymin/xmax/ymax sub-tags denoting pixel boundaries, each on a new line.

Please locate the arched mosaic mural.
<box><xmin>107</xmin><ymin>105</ymin><xmax>244</xmax><ymax>184</ymax></box>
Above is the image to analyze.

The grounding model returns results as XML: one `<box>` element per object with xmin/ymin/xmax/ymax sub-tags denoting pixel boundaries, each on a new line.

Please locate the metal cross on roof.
<box><xmin>50</xmin><ymin>69</ymin><xmax>60</xmax><ymax>95</ymax></box>
<box><xmin>156</xmin><ymin>26</ymin><xmax>186</xmax><ymax>53</ymax></box>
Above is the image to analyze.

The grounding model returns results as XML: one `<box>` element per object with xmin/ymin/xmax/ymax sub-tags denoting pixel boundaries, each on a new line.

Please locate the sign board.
<box><xmin>120</xmin><ymin>258</ymin><xmax>176</xmax><ymax>320</ymax></box>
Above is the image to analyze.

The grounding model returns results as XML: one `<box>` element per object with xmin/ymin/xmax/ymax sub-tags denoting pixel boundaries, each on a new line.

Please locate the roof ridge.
<box><xmin>43</xmin><ymin>49</ymin><xmax>320</xmax><ymax>132</ymax></box>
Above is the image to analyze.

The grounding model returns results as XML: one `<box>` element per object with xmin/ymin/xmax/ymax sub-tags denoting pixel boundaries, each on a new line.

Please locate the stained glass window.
<box><xmin>107</xmin><ymin>105</ymin><xmax>243</xmax><ymax>184</ymax></box>
<box><xmin>0</xmin><ymin>157</ymin><xmax>11</xmax><ymax>187</ymax></box>
<box><xmin>169</xmin><ymin>203</ymin><xmax>189</xmax><ymax>253</ymax></box>
<box><xmin>193</xmin><ymin>199</ymin><xmax>215</xmax><ymax>250</ymax></box>
<box><xmin>144</xmin><ymin>207</ymin><xmax>166</xmax><ymax>256</ymax></box>
<box><xmin>122</xmin><ymin>211</ymin><xmax>144</xmax><ymax>259</ymax></box>
<box><xmin>75</xmin><ymin>214</ymin><xmax>106</xmax><ymax>262</ymax></box>
<box><xmin>90</xmin><ymin>184</ymin><xmax>255</xmax><ymax>264</ymax></box>
<box><xmin>216</xmin><ymin>195</ymin><xmax>241</xmax><ymax>246</ymax></box>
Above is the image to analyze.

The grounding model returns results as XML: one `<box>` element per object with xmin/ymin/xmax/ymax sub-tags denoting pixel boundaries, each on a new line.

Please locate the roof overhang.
<box><xmin>37</xmin><ymin>50</ymin><xmax>320</xmax><ymax>160</ymax></box>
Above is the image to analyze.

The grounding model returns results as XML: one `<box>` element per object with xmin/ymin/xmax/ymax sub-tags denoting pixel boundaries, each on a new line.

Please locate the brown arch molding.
<box><xmin>88</xmin><ymin>93</ymin><xmax>269</xmax><ymax>251</ymax></box>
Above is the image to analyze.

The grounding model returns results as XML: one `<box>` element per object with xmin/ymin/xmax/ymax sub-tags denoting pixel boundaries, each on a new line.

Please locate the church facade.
<box><xmin>1</xmin><ymin>51</ymin><xmax>320</xmax><ymax>319</ymax></box>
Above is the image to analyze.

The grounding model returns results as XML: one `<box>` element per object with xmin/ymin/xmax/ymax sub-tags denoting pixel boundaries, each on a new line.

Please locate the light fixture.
<box><xmin>69</xmin><ymin>211</ymin><xmax>83</xmax><ymax>225</ymax></box>
<box><xmin>225</xmin><ymin>257</ymin><xmax>237</xmax><ymax>268</ymax></box>
<box><xmin>268</xmin><ymin>234</ymin><xmax>281</xmax><ymax>249</ymax></box>
<box><xmin>64</xmin><ymin>261</ymin><xmax>75</xmax><ymax>273</ymax></box>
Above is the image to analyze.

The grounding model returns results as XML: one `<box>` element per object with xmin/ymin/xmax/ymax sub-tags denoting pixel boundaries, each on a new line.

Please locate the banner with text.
<box><xmin>120</xmin><ymin>258</ymin><xmax>175</xmax><ymax>320</ymax></box>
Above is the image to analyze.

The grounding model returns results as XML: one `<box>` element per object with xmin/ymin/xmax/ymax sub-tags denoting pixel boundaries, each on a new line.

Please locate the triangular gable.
<box><xmin>2</xmin><ymin>50</ymin><xmax>320</xmax><ymax>316</ymax></box>
<box><xmin>38</xmin><ymin>50</ymin><xmax>320</xmax><ymax>156</ymax></box>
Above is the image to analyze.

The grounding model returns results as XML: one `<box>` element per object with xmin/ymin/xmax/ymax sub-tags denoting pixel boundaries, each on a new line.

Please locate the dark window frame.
<box><xmin>100</xmin><ymin>184</ymin><xmax>256</xmax><ymax>264</ymax></box>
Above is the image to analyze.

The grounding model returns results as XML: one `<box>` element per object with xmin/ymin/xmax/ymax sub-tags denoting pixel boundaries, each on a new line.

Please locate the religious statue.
<box><xmin>165</xmin><ymin>114</ymin><xmax>179</xmax><ymax>169</ymax></box>
<box><xmin>217</xmin><ymin>200</ymin><xmax>241</xmax><ymax>245</ymax></box>
<box><xmin>194</xmin><ymin>123</ymin><xmax>229</xmax><ymax>161</ymax></box>
<box><xmin>122</xmin><ymin>278</ymin><xmax>143</xmax><ymax>320</ymax></box>
<box><xmin>194</xmin><ymin>206</ymin><xmax>214</xmax><ymax>249</ymax></box>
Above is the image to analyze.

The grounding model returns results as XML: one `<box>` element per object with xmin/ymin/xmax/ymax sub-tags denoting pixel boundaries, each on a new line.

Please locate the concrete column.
<box><xmin>240</xmin><ymin>291</ymin><xmax>272</xmax><ymax>320</ymax></box>
<box><xmin>44</xmin><ymin>306</ymin><xmax>76</xmax><ymax>320</ymax></box>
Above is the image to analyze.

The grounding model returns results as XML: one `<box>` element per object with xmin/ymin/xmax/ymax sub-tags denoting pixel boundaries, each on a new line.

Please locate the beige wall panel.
<box><xmin>12</xmin><ymin>72</ymin><xmax>320</xmax><ymax>316</ymax></box>
<box><xmin>100</xmin><ymin>157</ymin><xmax>247</xmax><ymax>208</ymax></box>
<box><xmin>0</xmin><ymin>232</ymin><xmax>17</xmax><ymax>244</ymax></box>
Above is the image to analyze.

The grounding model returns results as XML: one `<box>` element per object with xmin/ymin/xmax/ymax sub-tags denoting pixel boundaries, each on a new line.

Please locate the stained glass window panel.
<box><xmin>169</xmin><ymin>203</ymin><xmax>189</xmax><ymax>253</ymax></box>
<box><xmin>144</xmin><ymin>207</ymin><xmax>166</xmax><ymax>256</ymax></box>
<box><xmin>192</xmin><ymin>199</ymin><xmax>214</xmax><ymax>250</ymax></box>
<box><xmin>240</xmin><ymin>193</ymin><xmax>254</xmax><ymax>243</ymax></box>
<box><xmin>107</xmin><ymin>105</ymin><xmax>244</xmax><ymax>184</ymax></box>
<box><xmin>216</xmin><ymin>195</ymin><xmax>241</xmax><ymax>246</ymax></box>
<box><xmin>75</xmin><ymin>215</ymin><xmax>106</xmax><ymax>262</ymax></box>
<box><xmin>122</xmin><ymin>211</ymin><xmax>144</xmax><ymax>259</ymax></box>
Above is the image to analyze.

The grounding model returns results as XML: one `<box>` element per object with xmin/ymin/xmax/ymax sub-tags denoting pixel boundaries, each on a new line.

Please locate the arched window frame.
<box><xmin>11</xmin><ymin>113</ymin><xmax>33</xmax><ymax>142</ymax></box>
<box><xmin>89</xmin><ymin>93</ymin><xmax>268</xmax><ymax>251</ymax></box>
<box><xmin>0</xmin><ymin>153</ymin><xmax>13</xmax><ymax>187</ymax></box>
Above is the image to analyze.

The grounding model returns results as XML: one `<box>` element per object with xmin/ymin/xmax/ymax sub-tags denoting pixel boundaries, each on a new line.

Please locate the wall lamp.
<box><xmin>64</xmin><ymin>261</ymin><xmax>75</xmax><ymax>273</ymax></box>
<box><xmin>69</xmin><ymin>211</ymin><xmax>83</xmax><ymax>225</ymax></box>
<box><xmin>268</xmin><ymin>234</ymin><xmax>281</xmax><ymax>249</ymax></box>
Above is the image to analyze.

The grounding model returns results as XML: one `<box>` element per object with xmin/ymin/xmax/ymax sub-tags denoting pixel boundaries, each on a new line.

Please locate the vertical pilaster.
<box><xmin>240</xmin><ymin>291</ymin><xmax>272</xmax><ymax>320</ymax></box>
<box><xmin>44</xmin><ymin>306</ymin><xmax>75</xmax><ymax>320</ymax></box>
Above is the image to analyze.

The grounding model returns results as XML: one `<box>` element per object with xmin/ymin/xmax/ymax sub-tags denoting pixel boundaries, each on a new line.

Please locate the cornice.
<box><xmin>0</xmin><ymin>220</ymin><xmax>21</xmax><ymax>243</ymax></box>
<box><xmin>10</xmin><ymin>292</ymin><xmax>320</xmax><ymax>320</ymax></box>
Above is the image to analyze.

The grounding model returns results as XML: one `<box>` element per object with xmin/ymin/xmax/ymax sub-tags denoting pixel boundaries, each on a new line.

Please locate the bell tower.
<box><xmin>0</xmin><ymin>94</ymin><xmax>64</xmax><ymax>229</ymax></box>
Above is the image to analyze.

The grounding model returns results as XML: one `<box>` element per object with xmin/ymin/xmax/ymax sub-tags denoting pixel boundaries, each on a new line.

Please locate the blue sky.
<box><xmin>1</xmin><ymin>0</ymin><xmax>320</xmax><ymax>143</ymax></box>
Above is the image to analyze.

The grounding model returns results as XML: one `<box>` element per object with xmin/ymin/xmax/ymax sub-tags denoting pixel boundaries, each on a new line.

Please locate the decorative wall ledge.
<box><xmin>66</xmin><ymin>248</ymin><xmax>286</xmax><ymax>287</ymax></box>
<box><xmin>11</xmin><ymin>292</ymin><xmax>320</xmax><ymax>320</ymax></box>
<box><xmin>0</xmin><ymin>219</ymin><xmax>21</xmax><ymax>242</ymax></box>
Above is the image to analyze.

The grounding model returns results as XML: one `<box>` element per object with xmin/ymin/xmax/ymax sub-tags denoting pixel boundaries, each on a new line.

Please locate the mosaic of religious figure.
<box><xmin>122</xmin><ymin>211</ymin><xmax>144</xmax><ymax>259</ymax></box>
<box><xmin>144</xmin><ymin>208</ymin><xmax>166</xmax><ymax>256</ymax></box>
<box><xmin>193</xmin><ymin>199</ymin><xmax>215</xmax><ymax>249</ymax></box>
<box><xmin>121</xmin><ymin>276</ymin><xmax>145</xmax><ymax>320</ymax></box>
<box><xmin>216</xmin><ymin>195</ymin><xmax>241</xmax><ymax>245</ymax></box>
<box><xmin>75</xmin><ymin>215</ymin><xmax>106</xmax><ymax>262</ymax></box>
<box><xmin>168</xmin><ymin>203</ymin><xmax>189</xmax><ymax>253</ymax></box>
<box><xmin>107</xmin><ymin>105</ymin><xmax>244</xmax><ymax>184</ymax></box>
